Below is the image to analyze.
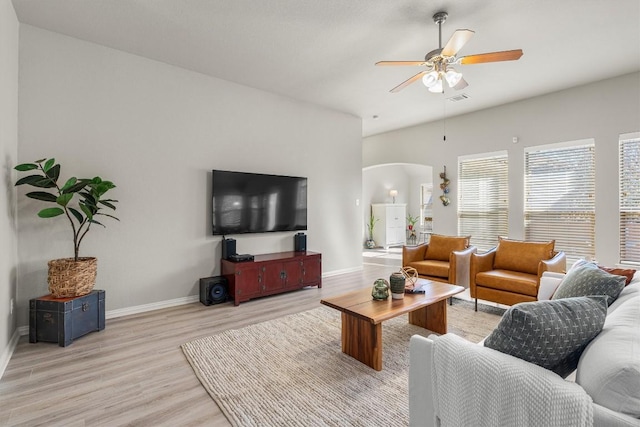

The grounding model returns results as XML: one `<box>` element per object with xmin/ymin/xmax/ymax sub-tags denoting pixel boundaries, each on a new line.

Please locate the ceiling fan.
<box><xmin>376</xmin><ymin>11</ymin><xmax>523</xmax><ymax>93</ymax></box>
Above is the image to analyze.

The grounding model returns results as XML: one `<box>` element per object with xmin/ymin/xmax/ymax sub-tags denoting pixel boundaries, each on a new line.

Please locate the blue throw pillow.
<box><xmin>552</xmin><ymin>261</ymin><xmax>625</xmax><ymax>305</ymax></box>
<box><xmin>484</xmin><ymin>296</ymin><xmax>607</xmax><ymax>378</ymax></box>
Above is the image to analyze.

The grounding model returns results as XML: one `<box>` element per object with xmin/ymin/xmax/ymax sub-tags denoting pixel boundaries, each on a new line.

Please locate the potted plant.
<box><xmin>14</xmin><ymin>158</ymin><xmax>119</xmax><ymax>298</ymax></box>
<box><xmin>406</xmin><ymin>214</ymin><xmax>419</xmax><ymax>231</ymax></box>
<box><xmin>366</xmin><ymin>214</ymin><xmax>379</xmax><ymax>249</ymax></box>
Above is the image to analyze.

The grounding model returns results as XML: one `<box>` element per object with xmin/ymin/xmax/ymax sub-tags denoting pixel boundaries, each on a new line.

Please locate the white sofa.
<box><xmin>409</xmin><ymin>270</ymin><xmax>640</xmax><ymax>427</ymax></box>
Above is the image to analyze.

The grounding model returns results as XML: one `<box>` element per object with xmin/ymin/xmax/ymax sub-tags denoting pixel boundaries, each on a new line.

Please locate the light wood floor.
<box><xmin>0</xmin><ymin>261</ymin><xmax>400</xmax><ymax>427</ymax></box>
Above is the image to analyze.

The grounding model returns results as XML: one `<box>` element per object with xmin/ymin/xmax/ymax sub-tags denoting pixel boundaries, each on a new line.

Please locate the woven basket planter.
<box><xmin>47</xmin><ymin>257</ymin><xmax>97</xmax><ymax>298</ymax></box>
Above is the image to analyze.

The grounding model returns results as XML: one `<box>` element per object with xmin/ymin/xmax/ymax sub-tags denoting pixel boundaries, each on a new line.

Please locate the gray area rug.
<box><xmin>181</xmin><ymin>299</ymin><xmax>504</xmax><ymax>427</ymax></box>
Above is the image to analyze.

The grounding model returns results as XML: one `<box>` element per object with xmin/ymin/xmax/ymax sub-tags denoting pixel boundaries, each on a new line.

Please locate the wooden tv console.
<box><xmin>221</xmin><ymin>251</ymin><xmax>322</xmax><ymax>306</ymax></box>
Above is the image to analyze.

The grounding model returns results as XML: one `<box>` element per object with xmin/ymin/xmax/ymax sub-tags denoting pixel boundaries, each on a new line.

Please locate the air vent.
<box><xmin>448</xmin><ymin>93</ymin><xmax>470</xmax><ymax>102</ymax></box>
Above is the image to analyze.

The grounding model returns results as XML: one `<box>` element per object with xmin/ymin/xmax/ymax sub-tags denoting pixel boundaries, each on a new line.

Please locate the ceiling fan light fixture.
<box><xmin>428</xmin><ymin>79</ymin><xmax>443</xmax><ymax>93</ymax></box>
<box><xmin>445</xmin><ymin>68</ymin><xmax>463</xmax><ymax>88</ymax></box>
<box><xmin>422</xmin><ymin>71</ymin><xmax>439</xmax><ymax>88</ymax></box>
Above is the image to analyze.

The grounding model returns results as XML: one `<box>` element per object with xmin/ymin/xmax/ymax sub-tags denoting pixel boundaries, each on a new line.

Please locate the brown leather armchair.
<box><xmin>402</xmin><ymin>234</ymin><xmax>477</xmax><ymax>287</ymax></box>
<box><xmin>470</xmin><ymin>237</ymin><xmax>566</xmax><ymax>311</ymax></box>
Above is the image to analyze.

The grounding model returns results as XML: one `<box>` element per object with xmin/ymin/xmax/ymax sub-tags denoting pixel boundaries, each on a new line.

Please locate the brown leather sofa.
<box><xmin>470</xmin><ymin>237</ymin><xmax>566</xmax><ymax>310</ymax></box>
<box><xmin>402</xmin><ymin>234</ymin><xmax>477</xmax><ymax>287</ymax></box>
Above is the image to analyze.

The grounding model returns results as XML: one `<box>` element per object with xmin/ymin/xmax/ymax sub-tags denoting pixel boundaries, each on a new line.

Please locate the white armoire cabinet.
<box><xmin>371</xmin><ymin>204</ymin><xmax>406</xmax><ymax>249</ymax></box>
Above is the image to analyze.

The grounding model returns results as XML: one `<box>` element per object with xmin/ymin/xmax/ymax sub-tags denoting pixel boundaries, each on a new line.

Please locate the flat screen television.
<box><xmin>211</xmin><ymin>170</ymin><xmax>307</xmax><ymax>236</ymax></box>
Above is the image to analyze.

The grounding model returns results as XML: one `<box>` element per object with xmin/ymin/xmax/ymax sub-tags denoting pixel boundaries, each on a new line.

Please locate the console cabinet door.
<box><xmin>234</xmin><ymin>265</ymin><xmax>262</xmax><ymax>299</ymax></box>
<box><xmin>282</xmin><ymin>259</ymin><xmax>303</xmax><ymax>288</ymax></box>
<box><xmin>262</xmin><ymin>263</ymin><xmax>285</xmax><ymax>292</ymax></box>
<box><xmin>302</xmin><ymin>256</ymin><xmax>322</xmax><ymax>286</ymax></box>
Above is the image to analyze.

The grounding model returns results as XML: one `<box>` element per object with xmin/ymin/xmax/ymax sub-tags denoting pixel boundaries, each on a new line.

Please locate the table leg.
<box><xmin>341</xmin><ymin>312</ymin><xmax>382</xmax><ymax>371</ymax></box>
<box><xmin>408</xmin><ymin>299</ymin><xmax>448</xmax><ymax>334</ymax></box>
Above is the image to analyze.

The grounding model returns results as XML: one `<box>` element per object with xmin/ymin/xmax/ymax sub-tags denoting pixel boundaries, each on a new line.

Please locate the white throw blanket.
<box><xmin>432</xmin><ymin>333</ymin><xmax>593</xmax><ymax>427</ymax></box>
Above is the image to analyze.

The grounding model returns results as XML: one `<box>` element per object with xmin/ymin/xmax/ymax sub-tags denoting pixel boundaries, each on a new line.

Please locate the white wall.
<box><xmin>16</xmin><ymin>25</ymin><xmax>363</xmax><ymax>327</ymax></box>
<box><xmin>363</xmin><ymin>72</ymin><xmax>640</xmax><ymax>265</ymax></box>
<box><xmin>0</xmin><ymin>0</ymin><xmax>20</xmax><ymax>373</ymax></box>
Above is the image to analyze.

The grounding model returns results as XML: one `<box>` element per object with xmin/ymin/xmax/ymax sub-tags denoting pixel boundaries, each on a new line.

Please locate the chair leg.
<box><xmin>449</xmin><ymin>297</ymin><xmax>452</xmax><ymax>306</ymax></box>
<box><xmin>475</xmin><ymin>298</ymin><xmax>478</xmax><ymax>312</ymax></box>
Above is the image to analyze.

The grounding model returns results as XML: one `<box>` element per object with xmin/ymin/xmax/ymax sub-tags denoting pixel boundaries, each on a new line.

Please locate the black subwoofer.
<box><xmin>199</xmin><ymin>276</ymin><xmax>229</xmax><ymax>306</ymax></box>
<box><xmin>294</xmin><ymin>232</ymin><xmax>307</xmax><ymax>252</ymax></box>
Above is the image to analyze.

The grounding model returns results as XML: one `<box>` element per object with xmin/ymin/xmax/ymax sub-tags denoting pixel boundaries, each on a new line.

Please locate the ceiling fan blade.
<box><xmin>390</xmin><ymin>71</ymin><xmax>427</xmax><ymax>93</ymax></box>
<box><xmin>459</xmin><ymin>49</ymin><xmax>523</xmax><ymax>64</ymax></box>
<box><xmin>441</xmin><ymin>29</ymin><xmax>475</xmax><ymax>57</ymax></box>
<box><xmin>453</xmin><ymin>77</ymin><xmax>468</xmax><ymax>90</ymax></box>
<box><xmin>376</xmin><ymin>61</ymin><xmax>427</xmax><ymax>66</ymax></box>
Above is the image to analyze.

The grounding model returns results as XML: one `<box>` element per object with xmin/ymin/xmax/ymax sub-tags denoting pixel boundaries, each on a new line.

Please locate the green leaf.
<box><xmin>97</xmin><ymin>212</ymin><xmax>119</xmax><ymax>221</ymax></box>
<box><xmin>56</xmin><ymin>193</ymin><xmax>74</xmax><ymax>207</ymax></box>
<box><xmin>15</xmin><ymin>174</ymin><xmax>45</xmax><ymax>186</ymax></box>
<box><xmin>89</xmin><ymin>219</ymin><xmax>105</xmax><ymax>227</ymax></box>
<box><xmin>34</xmin><ymin>158</ymin><xmax>46</xmax><ymax>164</ymax></box>
<box><xmin>69</xmin><ymin>207</ymin><xmax>84</xmax><ymax>224</ymax></box>
<box><xmin>98</xmin><ymin>200</ymin><xmax>117</xmax><ymax>210</ymax></box>
<box><xmin>45</xmin><ymin>164</ymin><xmax>60</xmax><ymax>182</ymax></box>
<box><xmin>14</xmin><ymin>163</ymin><xmax>38</xmax><ymax>171</ymax></box>
<box><xmin>80</xmin><ymin>192</ymin><xmax>97</xmax><ymax>207</ymax></box>
<box><xmin>43</xmin><ymin>158</ymin><xmax>55</xmax><ymax>172</ymax></box>
<box><xmin>26</xmin><ymin>191</ymin><xmax>57</xmax><ymax>202</ymax></box>
<box><xmin>60</xmin><ymin>177</ymin><xmax>77</xmax><ymax>192</ymax></box>
<box><xmin>37</xmin><ymin>207</ymin><xmax>64</xmax><ymax>218</ymax></box>
<box><xmin>80</xmin><ymin>203</ymin><xmax>93</xmax><ymax>219</ymax></box>
<box><xmin>64</xmin><ymin>180</ymin><xmax>89</xmax><ymax>194</ymax></box>
<box><xmin>32</xmin><ymin>177</ymin><xmax>56</xmax><ymax>189</ymax></box>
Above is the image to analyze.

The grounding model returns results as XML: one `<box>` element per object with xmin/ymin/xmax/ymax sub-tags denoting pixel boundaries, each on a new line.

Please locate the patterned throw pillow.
<box><xmin>552</xmin><ymin>261</ymin><xmax>626</xmax><ymax>305</ymax></box>
<box><xmin>484</xmin><ymin>296</ymin><xmax>607</xmax><ymax>378</ymax></box>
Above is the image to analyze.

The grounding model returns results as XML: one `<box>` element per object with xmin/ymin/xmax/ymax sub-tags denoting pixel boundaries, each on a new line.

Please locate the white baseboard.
<box><xmin>0</xmin><ymin>327</ymin><xmax>22</xmax><ymax>380</ymax></box>
<box><xmin>105</xmin><ymin>295</ymin><xmax>200</xmax><ymax>319</ymax></box>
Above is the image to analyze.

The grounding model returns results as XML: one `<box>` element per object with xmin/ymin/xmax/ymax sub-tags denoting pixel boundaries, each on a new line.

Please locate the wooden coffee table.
<box><xmin>320</xmin><ymin>279</ymin><xmax>464</xmax><ymax>371</ymax></box>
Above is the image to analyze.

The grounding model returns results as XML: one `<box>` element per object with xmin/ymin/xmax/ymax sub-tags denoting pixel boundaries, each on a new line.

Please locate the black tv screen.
<box><xmin>212</xmin><ymin>170</ymin><xmax>308</xmax><ymax>236</ymax></box>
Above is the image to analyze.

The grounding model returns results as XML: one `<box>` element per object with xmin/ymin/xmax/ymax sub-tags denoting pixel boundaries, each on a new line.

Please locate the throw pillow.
<box><xmin>484</xmin><ymin>296</ymin><xmax>607</xmax><ymax>378</ymax></box>
<box><xmin>424</xmin><ymin>234</ymin><xmax>469</xmax><ymax>262</ymax></box>
<box><xmin>552</xmin><ymin>261</ymin><xmax>626</xmax><ymax>306</ymax></box>
<box><xmin>598</xmin><ymin>266</ymin><xmax>636</xmax><ymax>285</ymax></box>
<box><xmin>493</xmin><ymin>237</ymin><xmax>555</xmax><ymax>275</ymax></box>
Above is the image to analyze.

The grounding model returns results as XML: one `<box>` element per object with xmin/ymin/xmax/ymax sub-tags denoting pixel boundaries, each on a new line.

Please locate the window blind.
<box><xmin>458</xmin><ymin>152</ymin><xmax>508</xmax><ymax>251</ymax></box>
<box><xmin>619</xmin><ymin>134</ymin><xmax>640</xmax><ymax>264</ymax></box>
<box><xmin>524</xmin><ymin>141</ymin><xmax>595</xmax><ymax>262</ymax></box>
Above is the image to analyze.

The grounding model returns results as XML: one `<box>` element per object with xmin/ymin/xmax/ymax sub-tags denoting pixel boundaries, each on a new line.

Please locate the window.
<box><xmin>619</xmin><ymin>132</ymin><xmax>640</xmax><ymax>265</ymax></box>
<box><xmin>524</xmin><ymin>140</ymin><xmax>595</xmax><ymax>262</ymax></box>
<box><xmin>458</xmin><ymin>151</ymin><xmax>508</xmax><ymax>251</ymax></box>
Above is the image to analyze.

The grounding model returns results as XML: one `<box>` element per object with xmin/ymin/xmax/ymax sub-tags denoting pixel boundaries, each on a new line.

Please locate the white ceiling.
<box><xmin>11</xmin><ymin>0</ymin><xmax>640</xmax><ymax>137</ymax></box>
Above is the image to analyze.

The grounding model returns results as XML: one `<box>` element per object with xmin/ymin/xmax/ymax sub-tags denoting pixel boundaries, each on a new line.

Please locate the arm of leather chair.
<box><xmin>403</xmin><ymin>244</ymin><xmax>428</xmax><ymax>265</ymax></box>
<box><xmin>450</xmin><ymin>246</ymin><xmax>477</xmax><ymax>287</ymax></box>
<box><xmin>539</xmin><ymin>251</ymin><xmax>567</xmax><ymax>276</ymax></box>
<box><xmin>469</xmin><ymin>247</ymin><xmax>497</xmax><ymax>297</ymax></box>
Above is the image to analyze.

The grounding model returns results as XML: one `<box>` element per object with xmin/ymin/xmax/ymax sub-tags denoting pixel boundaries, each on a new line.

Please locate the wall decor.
<box><xmin>439</xmin><ymin>166</ymin><xmax>450</xmax><ymax>206</ymax></box>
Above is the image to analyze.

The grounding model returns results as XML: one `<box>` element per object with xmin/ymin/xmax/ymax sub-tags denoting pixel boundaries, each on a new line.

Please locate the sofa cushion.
<box><xmin>552</xmin><ymin>261</ymin><xmax>626</xmax><ymax>306</ymax></box>
<box><xmin>493</xmin><ymin>237</ymin><xmax>554</xmax><ymax>275</ymax></box>
<box><xmin>576</xmin><ymin>295</ymin><xmax>640</xmax><ymax>418</ymax></box>
<box><xmin>424</xmin><ymin>234</ymin><xmax>469</xmax><ymax>262</ymax></box>
<box><xmin>484</xmin><ymin>296</ymin><xmax>607</xmax><ymax>378</ymax></box>
<box><xmin>407</xmin><ymin>260</ymin><xmax>449</xmax><ymax>279</ymax></box>
<box><xmin>598</xmin><ymin>266</ymin><xmax>636</xmax><ymax>285</ymax></box>
<box><xmin>475</xmin><ymin>270</ymin><xmax>539</xmax><ymax>297</ymax></box>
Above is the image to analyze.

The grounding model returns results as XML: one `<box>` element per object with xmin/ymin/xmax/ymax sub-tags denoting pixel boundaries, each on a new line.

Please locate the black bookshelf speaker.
<box><xmin>222</xmin><ymin>238</ymin><xmax>237</xmax><ymax>260</ymax></box>
<box><xmin>199</xmin><ymin>276</ymin><xmax>229</xmax><ymax>306</ymax></box>
<box><xmin>294</xmin><ymin>232</ymin><xmax>307</xmax><ymax>252</ymax></box>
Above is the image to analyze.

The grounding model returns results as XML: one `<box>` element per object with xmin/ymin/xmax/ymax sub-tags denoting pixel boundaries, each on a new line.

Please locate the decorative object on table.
<box><xmin>389</xmin><ymin>189</ymin><xmax>398</xmax><ymax>203</ymax></box>
<box><xmin>401</xmin><ymin>266</ymin><xmax>419</xmax><ymax>289</ymax></box>
<box><xmin>365</xmin><ymin>211</ymin><xmax>379</xmax><ymax>249</ymax></box>
<box><xmin>371</xmin><ymin>278</ymin><xmax>390</xmax><ymax>300</ymax></box>
<box><xmin>29</xmin><ymin>289</ymin><xmax>105</xmax><ymax>346</ymax></box>
<box><xmin>14</xmin><ymin>158</ymin><xmax>119</xmax><ymax>297</ymax></box>
<box><xmin>389</xmin><ymin>272</ymin><xmax>406</xmax><ymax>299</ymax></box>
<box><xmin>439</xmin><ymin>166</ymin><xmax>450</xmax><ymax>206</ymax></box>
